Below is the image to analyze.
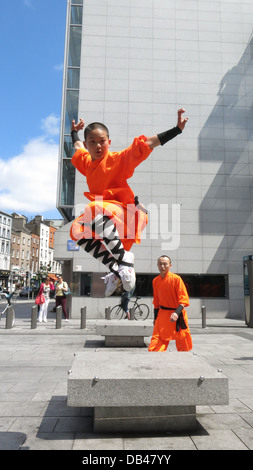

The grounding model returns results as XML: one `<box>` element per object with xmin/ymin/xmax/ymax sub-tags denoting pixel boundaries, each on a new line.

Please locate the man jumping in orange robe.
<box><xmin>70</xmin><ymin>110</ymin><xmax>188</xmax><ymax>296</ymax></box>
<box><xmin>148</xmin><ymin>255</ymin><xmax>193</xmax><ymax>352</ymax></box>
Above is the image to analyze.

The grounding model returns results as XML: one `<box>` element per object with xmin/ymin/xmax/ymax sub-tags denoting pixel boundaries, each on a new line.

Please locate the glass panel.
<box><xmin>134</xmin><ymin>274</ymin><xmax>154</xmax><ymax>298</ymax></box>
<box><xmin>67</xmin><ymin>67</ymin><xmax>80</xmax><ymax>89</ymax></box>
<box><xmin>71</xmin><ymin>6</ymin><xmax>83</xmax><ymax>25</ymax></box>
<box><xmin>198</xmin><ymin>275</ymin><xmax>228</xmax><ymax>298</ymax></box>
<box><xmin>68</xmin><ymin>26</ymin><xmax>82</xmax><ymax>67</ymax></box>
<box><xmin>181</xmin><ymin>274</ymin><xmax>228</xmax><ymax>298</ymax></box>
<box><xmin>61</xmin><ymin>159</ymin><xmax>75</xmax><ymax>206</ymax></box>
<box><xmin>180</xmin><ymin>274</ymin><xmax>199</xmax><ymax>298</ymax></box>
<box><xmin>64</xmin><ymin>135</ymin><xmax>75</xmax><ymax>158</ymax></box>
<box><xmin>64</xmin><ymin>89</ymin><xmax>79</xmax><ymax>135</ymax></box>
<box><xmin>71</xmin><ymin>0</ymin><xmax>83</xmax><ymax>5</ymax></box>
<box><xmin>71</xmin><ymin>272</ymin><xmax>229</xmax><ymax>298</ymax></box>
<box><xmin>61</xmin><ymin>207</ymin><xmax>75</xmax><ymax>221</ymax></box>
<box><xmin>80</xmin><ymin>273</ymin><xmax>92</xmax><ymax>296</ymax></box>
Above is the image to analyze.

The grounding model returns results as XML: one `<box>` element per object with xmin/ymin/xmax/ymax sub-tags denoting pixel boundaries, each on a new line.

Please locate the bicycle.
<box><xmin>110</xmin><ymin>296</ymin><xmax>150</xmax><ymax>320</ymax></box>
<box><xmin>0</xmin><ymin>292</ymin><xmax>16</xmax><ymax>326</ymax></box>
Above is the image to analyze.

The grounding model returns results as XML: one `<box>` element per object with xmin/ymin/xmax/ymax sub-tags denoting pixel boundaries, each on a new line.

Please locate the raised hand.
<box><xmin>177</xmin><ymin>108</ymin><xmax>188</xmax><ymax>131</ymax></box>
<box><xmin>71</xmin><ymin>118</ymin><xmax>85</xmax><ymax>133</ymax></box>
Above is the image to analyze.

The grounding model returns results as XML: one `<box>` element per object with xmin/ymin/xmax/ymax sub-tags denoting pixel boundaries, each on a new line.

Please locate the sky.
<box><xmin>0</xmin><ymin>0</ymin><xmax>67</xmax><ymax>221</ymax></box>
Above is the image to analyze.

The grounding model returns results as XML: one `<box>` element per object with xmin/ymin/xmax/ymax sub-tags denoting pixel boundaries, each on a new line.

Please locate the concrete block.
<box><xmin>94</xmin><ymin>406</ymin><xmax>196</xmax><ymax>433</ymax></box>
<box><xmin>95</xmin><ymin>319</ymin><xmax>154</xmax><ymax>347</ymax></box>
<box><xmin>67</xmin><ymin>349</ymin><xmax>229</xmax><ymax>432</ymax></box>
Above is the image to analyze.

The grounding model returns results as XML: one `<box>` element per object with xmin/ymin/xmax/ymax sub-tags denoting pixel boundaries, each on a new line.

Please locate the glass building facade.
<box><xmin>57</xmin><ymin>0</ymin><xmax>83</xmax><ymax>222</ymax></box>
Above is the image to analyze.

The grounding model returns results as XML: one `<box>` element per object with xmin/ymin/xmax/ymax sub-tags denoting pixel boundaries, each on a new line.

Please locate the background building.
<box><xmin>26</xmin><ymin>215</ymin><xmax>62</xmax><ymax>279</ymax></box>
<box><xmin>10</xmin><ymin>214</ymin><xmax>31</xmax><ymax>287</ymax></box>
<box><xmin>30</xmin><ymin>233</ymin><xmax>40</xmax><ymax>276</ymax></box>
<box><xmin>0</xmin><ymin>210</ymin><xmax>63</xmax><ymax>290</ymax></box>
<box><xmin>54</xmin><ymin>0</ymin><xmax>253</xmax><ymax>320</ymax></box>
<box><xmin>0</xmin><ymin>211</ymin><xmax>12</xmax><ymax>289</ymax></box>
<box><xmin>44</xmin><ymin>219</ymin><xmax>64</xmax><ymax>276</ymax></box>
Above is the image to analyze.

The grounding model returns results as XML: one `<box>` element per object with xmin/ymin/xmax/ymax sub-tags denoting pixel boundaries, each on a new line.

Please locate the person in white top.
<box><xmin>38</xmin><ymin>277</ymin><xmax>51</xmax><ymax>323</ymax></box>
<box><xmin>55</xmin><ymin>276</ymin><xmax>69</xmax><ymax>321</ymax></box>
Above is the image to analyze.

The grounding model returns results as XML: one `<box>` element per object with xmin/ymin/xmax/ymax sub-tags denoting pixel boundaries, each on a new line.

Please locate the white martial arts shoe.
<box><xmin>118</xmin><ymin>251</ymin><xmax>136</xmax><ymax>292</ymax></box>
<box><xmin>103</xmin><ymin>272</ymin><xmax>120</xmax><ymax>297</ymax></box>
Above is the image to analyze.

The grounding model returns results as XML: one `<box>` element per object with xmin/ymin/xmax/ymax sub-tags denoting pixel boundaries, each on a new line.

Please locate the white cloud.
<box><xmin>24</xmin><ymin>0</ymin><xmax>34</xmax><ymax>9</ymax></box>
<box><xmin>41</xmin><ymin>114</ymin><xmax>60</xmax><ymax>136</ymax></box>
<box><xmin>54</xmin><ymin>63</ymin><xmax>64</xmax><ymax>72</ymax></box>
<box><xmin>0</xmin><ymin>118</ymin><xmax>60</xmax><ymax>214</ymax></box>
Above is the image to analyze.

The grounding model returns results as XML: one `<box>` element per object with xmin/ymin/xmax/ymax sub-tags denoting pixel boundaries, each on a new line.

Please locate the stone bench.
<box><xmin>67</xmin><ymin>349</ymin><xmax>229</xmax><ymax>433</ymax></box>
<box><xmin>95</xmin><ymin>319</ymin><xmax>154</xmax><ymax>347</ymax></box>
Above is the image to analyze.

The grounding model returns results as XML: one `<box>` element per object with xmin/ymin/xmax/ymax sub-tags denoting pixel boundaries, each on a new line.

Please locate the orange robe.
<box><xmin>70</xmin><ymin>136</ymin><xmax>153</xmax><ymax>250</ymax></box>
<box><xmin>148</xmin><ymin>271</ymin><xmax>192</xmax><ymax>352</ymax></box>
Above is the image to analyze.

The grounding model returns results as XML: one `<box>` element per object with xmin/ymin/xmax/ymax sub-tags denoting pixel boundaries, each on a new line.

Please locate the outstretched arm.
<box><xmin>146</xmin><ymin>108</ymin><xmax>188</xmax><ymax>149</ymax></box>
<box><xmin>71</xmin><ymin>119</ymin><xmax>85</xmax><ymax>150</ymax></box>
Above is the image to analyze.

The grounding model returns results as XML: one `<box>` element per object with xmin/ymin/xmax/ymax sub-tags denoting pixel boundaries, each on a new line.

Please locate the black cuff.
<box><xmin>157</xmin><ymin>126</ymin><xmax>182</xmax><ymax>146</ymax></box>
<box><xmin>71</xmin><ymin>130</ymin><xmax>81</xmax><ymax>145</ymax></box>
<box><xmin>175</xmin><ymin>305</ymin><xmax>184</xmax><ymax>315</ymax></box>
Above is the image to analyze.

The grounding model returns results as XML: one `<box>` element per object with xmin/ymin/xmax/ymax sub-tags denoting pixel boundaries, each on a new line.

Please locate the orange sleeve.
<box><xmin>117</xmin><ymin>136</ymin><xmax>153</xmax><ymax>178</ymax></box>
<box><xmin>71</xmin><ymin>148</ymin><xmax>90</xmax><ymax>176</ymax></box>
<box><xmin>176</xmin><ymin>276</ymin><xmax>190</xmax><ymax>307</ymax></box>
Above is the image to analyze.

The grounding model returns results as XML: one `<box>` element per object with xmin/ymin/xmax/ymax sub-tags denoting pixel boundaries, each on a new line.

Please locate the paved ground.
<box><xmin>0</xmin><ymin>301</ymin><xmax>253</xmax><ymax>454</ymax></box>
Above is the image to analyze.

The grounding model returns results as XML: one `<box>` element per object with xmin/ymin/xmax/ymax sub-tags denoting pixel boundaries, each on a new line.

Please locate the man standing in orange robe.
<box><xmin>148</xmin><ymin>255</ymin><xmax>192</xmax><ymax>352</ymax></box>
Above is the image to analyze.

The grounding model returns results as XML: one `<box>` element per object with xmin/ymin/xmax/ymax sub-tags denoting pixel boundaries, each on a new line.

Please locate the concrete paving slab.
<box><xmin>21</xmin><ymin>433</ymin><xmax>75</xmax><ymax>450</ymax></box>
<box><xmin>122</xmin><ymin>435</ymin><xmax>197</xmax><ymax>451</ymax></box>
<box><xmin>0</xmin><ymin>316</ymin><xmax>252</xmax><ymax>451</ymax></box>
<box><xmin>239</xmin><ymin>413</ymin><xmax>253</xmax><ymax>428</ymax></box>
<box><xmin>73</xmin><ymin>433</ymin><xmax>124</xmax><ymax>450</ymax></box>
<box><xmin>196</xmin><ymin>412</ymin><xmax>252</xmax><ymax>430</ymax></box>
<box><xmin>191</xmin><ymin>429</ymin><xmax>248</xmax><ymax>450</ymax></box>
<box><xmin>0</xmin><ymin>431</ymin><xmax>26</xmax><ymax>450</ymax></box>
<box><xmin>234</xmin><ymin>428</ymin><xmax>253</xmax><ymax>450</ymax></box>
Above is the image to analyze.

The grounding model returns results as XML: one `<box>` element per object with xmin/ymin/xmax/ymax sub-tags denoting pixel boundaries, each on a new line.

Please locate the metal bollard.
<box><xmin>5</xmin><ymin>306</ymin><xmax>15</xmax><ymax>329</ymax></box>
<box><xmin>130</xmin><ymin>307</ymin><xmax>135</xmax><ymax>321</ymax></box>
<box><xmin>105</xmin><ymin>307</ymin><xmax>111</xmax><ymax>320</ymax></box>
<box><xmin>202</xmin><ymin>305</ymin><xmax>206</xmax><ymax>328</ymax></box>
<box><xmin>56</xmin><ymin>305</ymin><xmax>62</xmax><ymax>329</ymax></box>
<box><xmin>81</xmin><ymin>306</ymin><xmax>87</xmax><ymax>329</ymax></box>
<box><xmin>31</xmin><ymin>305</ymin><xmax>38</xmax><ymax>329</ymax></box>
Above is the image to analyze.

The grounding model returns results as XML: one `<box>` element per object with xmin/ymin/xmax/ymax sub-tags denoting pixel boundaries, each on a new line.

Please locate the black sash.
<box><xmin>160</xmin><ymin>305</ymin><xmax>176</xmax><ymax>310</ymax></box>
<box><xmin>134</xmin><ymin>195</ymin><xmax>148</xmax><ymax>214</ymax></box>
<box><xmin>159</xmin><ymin>305</ymin><xmax>187</xmax><ymax>331</ymax></box>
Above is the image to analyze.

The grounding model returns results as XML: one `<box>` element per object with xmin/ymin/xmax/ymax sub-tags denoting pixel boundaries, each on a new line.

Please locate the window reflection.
<box><xmin>71</xmin><ymin>6</ymin><xmax>83</xmax><ymax>25</ymax></box>
<box><xmin>67</xmin><ymin>68</ymin><xmax>80</xmax><ymax>89</ymax></box>
<box><xmin>61</xmin><ymin>207</ymin><xmax>75</xmax><ymax>221</ymax></box>
<box><xmin>59</xmin><ymin>0</ymin><xmax>83</xmax><ymax>222</ymax></box>
<box><xmin>68</xmin><ymin>26</ymin><xmax>82</xmax><ymax>67</ymax></box>
<box><xmin>61</xmin><ymin>159</ymin><xmax>75</xmax><ymax>206</ymax></box>
<box><xmin>73</xmin><ymin>273</ymin><xmax>228</xmax><ymax>298</ymax></box>
<box><xmin>64</xmin><ymin>135</ymin><xmax>75</xmax><ymax>158</ymax></box>
<box><xmin>65</xmin><ymin>90</ymin><xmax>79</xmax><ymax>135</ymax></box>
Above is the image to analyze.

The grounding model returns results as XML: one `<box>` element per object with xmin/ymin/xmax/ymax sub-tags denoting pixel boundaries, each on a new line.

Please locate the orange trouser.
<box><xmin>148</xmin><ymin>310</ymin><xmax>192</xmax><ymax>352</ymax></box>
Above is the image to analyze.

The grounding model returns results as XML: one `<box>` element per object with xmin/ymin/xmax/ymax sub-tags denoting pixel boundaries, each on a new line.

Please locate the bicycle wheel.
<box><xmin>110</xmin><ymin>304</ymin><xmax>124</xmax><ymax>320</ymax></box>
<box><xmin>134</xmin><ymin>303</ymin><xmax>149</xmax><ymax>320</ymax></box>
